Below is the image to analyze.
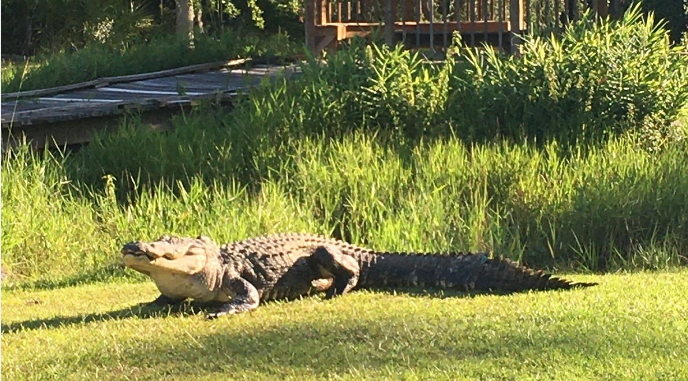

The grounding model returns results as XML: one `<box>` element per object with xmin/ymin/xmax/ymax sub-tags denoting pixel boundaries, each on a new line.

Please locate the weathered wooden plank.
<box><xmin>41</xmin><ymin>97</ymin><xmax>124</xmax><ymax>103</ymax></box>
<box><xmin>1</xmin><ymin>90</ymin><xmax>243</xmax><ymax>127</ymax></box>
<box><xmin>119</xmin><ymin>77</ymin><xmax>233</xmax><ymax>88</ymax></box>
<box><xmin>119</xmin><ymin>78</ymin><xmax>232</xmax><ymax>90</ymax></box>
<box><xmin>100</xmin><ymin>58</ymin><xmax>249</xmax><ymax>83</ymax></box>
<box><xmin>3</xmin><ymin>99</ymin><xmax>107</xmax><ymax>113</ymax></box>
<box><xmin>2</xmin><ymin>63</ymin><xmax>300</xmax><ymax>133</ymax></box>
<box><xmin>50</xmin><ymin>92</ymin><xmax>131</xmax><ymax>101</ymax></box>
<box><xmin>97</xmin><ymin>87</ymin><xmax>207</xmax><ymax>96</ymax></box>
<box><xmin>1</xmin><ymin>58</ymin><xmax>250</xmax><ymax>101</ymax></box>
<box><xmin>171</xmin><ymin>73</ymin><xmax>235</xmax><ymax>81</ymax></box>
<box><xmin>4</xmin><ymin>100</ymin><xmax>54</xmax><ymax>110</ymax></box>
<box><xmin>113</xmin><ymin>85</ymin><xmax>230</xmax><ymax>95</ymax></box>
<box><xmin>153</xmin><ymin>76</ymin><xmax>235</xmax><ymax>87</ymax></box>
<box><xmin>0</xmin><ymin>80</ymin><xmax>104</xmax><ymax>101</ymax></box>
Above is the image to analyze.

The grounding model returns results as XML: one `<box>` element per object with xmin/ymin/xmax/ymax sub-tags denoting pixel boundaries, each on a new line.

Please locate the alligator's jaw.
<box><xmin>122</xmin><ymin>252</ymin><xmax>207</xmax><ymax>275</ymax></box>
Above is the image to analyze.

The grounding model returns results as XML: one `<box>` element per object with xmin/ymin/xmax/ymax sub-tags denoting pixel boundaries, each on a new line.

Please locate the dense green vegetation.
<box><xmin>2</xmin><ymin>8</ymin><xmax>687</xmax><ymax>288</ymax></box>
<box><xmin>0</xmin><ymin>0</ymin><xmax>303</xmax><ymax>92</ymax></box>
<box><xmin>4</xmin><ymin>130</ymin><xmax>687</xmax><ymax>286</ymax></box>
<box><xmin>2</xmin><ymin>0</ymin><xmax>685</xmax><ymax>58</ymax></box>
<box><xmin>3</xmin><ymin>0</ymin><xmax>685</xmax><ymax>94</ymax></box>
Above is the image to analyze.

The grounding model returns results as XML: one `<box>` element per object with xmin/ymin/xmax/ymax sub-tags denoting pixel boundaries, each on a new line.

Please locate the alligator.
<box><xmin>121</xmin><ymin>233</ymin><xmax>597</xmax><ymax>319</ymax></box>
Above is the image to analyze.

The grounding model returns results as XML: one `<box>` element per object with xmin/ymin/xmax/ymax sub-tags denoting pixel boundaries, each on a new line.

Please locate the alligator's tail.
<box><xmin>357</xmin><ymin>252</ymin><xmax>597</xmax><ymax>293</ymax></box>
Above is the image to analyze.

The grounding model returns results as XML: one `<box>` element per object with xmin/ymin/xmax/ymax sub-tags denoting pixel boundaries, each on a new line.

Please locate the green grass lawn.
<box><xmin>2</xmin><ymin>271</ymin><xmax>687</xmax><ymax>380</ymax></box>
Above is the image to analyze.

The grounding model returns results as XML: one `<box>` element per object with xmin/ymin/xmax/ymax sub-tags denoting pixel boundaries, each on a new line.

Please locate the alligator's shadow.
<box><xmin>1</xmin><ymin>301</ymin><xmax>213</xmax><ymax>334</ymax></box>
<box><xmin>1</xmin><ymin>288</ymin><xmax>488</xmax><ymax>334</ymax></box>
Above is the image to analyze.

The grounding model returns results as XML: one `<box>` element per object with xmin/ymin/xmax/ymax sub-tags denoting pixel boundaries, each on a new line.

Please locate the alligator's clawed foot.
<box><xmin>206</xmin><ymin>296</ymin><xmax>259</xmax><ymax>319</ymax></box>
<box><xmin>325</xmin><ymin>274</ymin><xmax>360</xmax><ymax>299</ymax></box>
<box><xmin>206</xmin><ymin>310</ymin><xmax>232</xmax><ymax>320</ymax></box>
<box><xmin>148</xmin><ymin>294</ymin><xmax>185</xmax><ymax>306</ymax></box>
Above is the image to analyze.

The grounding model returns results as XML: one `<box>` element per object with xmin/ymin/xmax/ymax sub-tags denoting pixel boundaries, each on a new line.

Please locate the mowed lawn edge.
<box><xmin>2</xmin><ymin>270</ymin><xmax>687</xmax><ymax>381</ymax></box>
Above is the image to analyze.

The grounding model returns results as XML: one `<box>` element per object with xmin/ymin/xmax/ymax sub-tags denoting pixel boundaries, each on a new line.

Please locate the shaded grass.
<box><xmin>2</xmin><ymin>271</ymin><xmax>687</xmax><ymax>380</ymax></box>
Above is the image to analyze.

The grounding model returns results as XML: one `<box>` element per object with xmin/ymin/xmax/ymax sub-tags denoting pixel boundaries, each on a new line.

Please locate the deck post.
<box><xmin>305</xmin><ymin>0</ymin><xmax>317</xmax><ymax>54</ymax></box>
<box><xmin>509</xmin><ymin>0</ymin><xmax>524</xmax><ymax>54</ymax></box>
<box><xmin>319</xmin><ymin>0</ymin><xmax>329</xmax><ymax>24</ymax></box>
<box><xmin>385</xmin><ymin>0</ymin><xmax>395</xmax><ymax>46</ymax></box>
<box><xmin>592</xmin><ymin>0</ymin><xmax>609</xmax><ymax>18</ymax></box>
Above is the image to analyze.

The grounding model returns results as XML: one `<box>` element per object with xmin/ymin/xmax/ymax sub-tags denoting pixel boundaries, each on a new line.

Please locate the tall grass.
<box><xmin>2</xmin><ymin>131</ymin><xmax>687</xmax><ymax>285</ymax></box>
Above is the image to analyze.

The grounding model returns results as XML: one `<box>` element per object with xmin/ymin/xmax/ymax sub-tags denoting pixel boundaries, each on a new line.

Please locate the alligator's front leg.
<box><xmin>309</xmin><ymin>245</ymin><xmax>360</xmax><ymax>298</ymax></box>
<box><xmin>207</xmin><ymin>275</ymin><xmax>260</xmax><ymax>319</ymax></box>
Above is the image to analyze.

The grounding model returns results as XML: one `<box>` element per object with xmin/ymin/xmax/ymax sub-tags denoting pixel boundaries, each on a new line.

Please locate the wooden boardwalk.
<box><xmin>1</xmin><ymin>59</ymin><xmax>300</xmax><ymax>149</ymax></box>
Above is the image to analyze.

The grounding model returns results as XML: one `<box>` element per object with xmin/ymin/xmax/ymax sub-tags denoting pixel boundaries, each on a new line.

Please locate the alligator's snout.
<box><xmin>121</xmin><ymin>242</ymin><xmax>152</xmax><ymax>258</ymax></box>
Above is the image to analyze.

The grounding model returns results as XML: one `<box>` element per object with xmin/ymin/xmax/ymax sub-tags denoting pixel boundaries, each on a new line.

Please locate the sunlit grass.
<box><xmin>2</xmin><ymin>271</ymin><xmax>687</xmax><ymax>380</ymax></box>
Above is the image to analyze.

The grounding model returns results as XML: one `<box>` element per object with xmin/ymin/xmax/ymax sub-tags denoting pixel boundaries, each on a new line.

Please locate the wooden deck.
<box><xmin>305</xmin><ymin>0</ymin><xmax>526</xmax><ymax>55</ymax></box>
<box><xmin>303</xmin><ymin>0</ymin><xmax>614</xmax><ymax>56</ymax></box>
<box><xmin>1</xmin><ymin>59</ymin><xmax>300</xmax><ymax>149</ymax></box>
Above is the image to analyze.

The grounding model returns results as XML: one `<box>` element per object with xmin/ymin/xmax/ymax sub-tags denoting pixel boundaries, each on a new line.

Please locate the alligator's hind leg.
<box><xmin>207</xmin><ymin>275</ymin><xmax>260</xmax><ymax>319</ymax></box>
<box><xmin>309</xmin><ymin>245</ymin><xmax>360</xmax><ymax>298</ymax></box>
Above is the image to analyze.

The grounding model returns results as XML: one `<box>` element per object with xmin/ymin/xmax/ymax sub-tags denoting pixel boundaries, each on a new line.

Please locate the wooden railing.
<box><xmin>306</xmin><ymin>0</ymin><xmax>525</xmax><ymax>55</ymax></box>
<box><xmin>305</xmin><ymin>0</ymin><xmax>615</xmax><ymax>56</ymax></box>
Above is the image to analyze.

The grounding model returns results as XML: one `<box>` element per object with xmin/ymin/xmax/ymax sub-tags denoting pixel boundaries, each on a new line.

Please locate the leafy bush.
<box><xmin>231</xmin><ymin>6</ymin><xmax>688</xmax><ymax>147</ymax></box>
<box><xmin>449</xmin><ymin>5</ymin><xmax>688</xmax><ymax>146</ymax></box>
<box><xmin>71</xmin><ymin>6</ymin><xmax>688</xmax><ymax>192</ymax></box>
<box><xmin>0</xmin><ymin>0</ymin><xmax>304</xmax><ymax>57</ymax></box>
<box><xmin>0</xmin><ymin>0</ymin><xmax>157</xmax><ymax>56</ymax></box>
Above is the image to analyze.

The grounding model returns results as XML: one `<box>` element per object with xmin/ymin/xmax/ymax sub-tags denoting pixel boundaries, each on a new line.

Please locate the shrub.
<box><xmin>641</xmin><ymin>0</ymin><xmax>688</xmax><ymax>44</ymax></box>
<box><xmin>448</xmin><ymin>5</ymin><xmax>688</xmax><ymax>146</ymax></box>
<box><xmin>70</xmin><ymin>6</ymin><xmax>688</xmax><ymax>195</ymax></box>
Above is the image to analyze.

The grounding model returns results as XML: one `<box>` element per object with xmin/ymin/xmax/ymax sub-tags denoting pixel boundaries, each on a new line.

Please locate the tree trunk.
<box><xmin>175</xmin><ymin>0</ymin><xmax>195</xmax><ymax>45</ymax></box>
<box><xmin>196</xmin><ymin>0</ymin><xmax>209</xmax><ymax>34</ymax></box>
<box><xmin>196</xmin><ymin>6</ymin><xmax>204</xmax><ymax>33</ymax></box>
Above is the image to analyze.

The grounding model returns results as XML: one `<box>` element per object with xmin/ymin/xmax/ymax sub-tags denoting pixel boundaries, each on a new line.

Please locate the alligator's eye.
<box><xmin>187</xmin><ymin>246</ymin><xmax>207</xmax><ymax>256</ymax></box>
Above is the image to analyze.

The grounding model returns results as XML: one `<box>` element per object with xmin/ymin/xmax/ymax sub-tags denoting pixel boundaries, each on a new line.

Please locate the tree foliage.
<box><xmin>1</xmin><ymin>0</ymin><xmax>303</xmax><ymax>55</ymax></box>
